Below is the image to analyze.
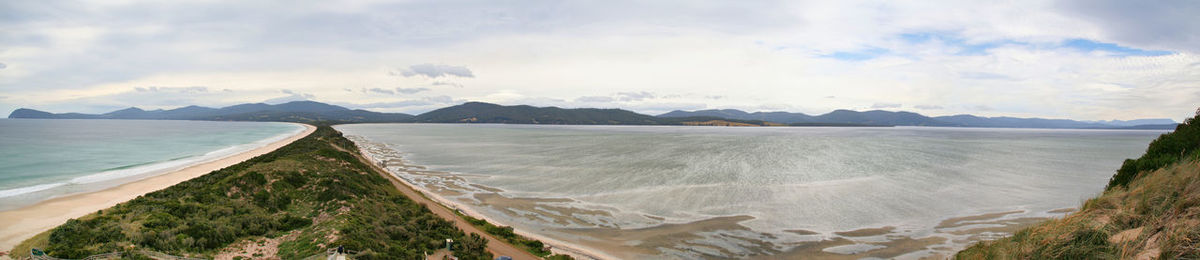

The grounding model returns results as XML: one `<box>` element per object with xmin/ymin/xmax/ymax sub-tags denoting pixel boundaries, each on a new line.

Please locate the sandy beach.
<box><xmin>0</xmin><ymin>123</ymin><xmax>315</xmax><ymax>252</ymax></box>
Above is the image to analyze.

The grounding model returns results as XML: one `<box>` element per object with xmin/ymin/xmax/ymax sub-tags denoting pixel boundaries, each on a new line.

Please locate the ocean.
<box><xmin>0</xmin><ymin>119</ymin><xmax>304</xmax><ymax>210</ymax></box>
<box><xmin>336</xmin><ymin>123</ymin><xmax>1168</xmax><ymax>258</ymax></box>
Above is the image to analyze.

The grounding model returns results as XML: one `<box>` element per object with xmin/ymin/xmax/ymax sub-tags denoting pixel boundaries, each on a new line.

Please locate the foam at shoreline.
<box><xmin>0</xmin><ymin>123</ymin><xmax>304</xmax><ymax>210</ymax></box>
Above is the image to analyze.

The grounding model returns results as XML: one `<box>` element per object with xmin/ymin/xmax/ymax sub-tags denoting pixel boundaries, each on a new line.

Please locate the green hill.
<box><xmin>957</xmin><ymin>109</ymin><xmax>1200</xmax><ymax>259</ymax></box>
<box><xmin>10</xmin><ymin>126</ymin><xmax>490</xmax><ymax>259</ymax></box>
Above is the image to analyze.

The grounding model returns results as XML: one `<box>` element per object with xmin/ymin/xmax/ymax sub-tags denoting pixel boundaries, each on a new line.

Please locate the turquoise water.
<box><xmin>0</xmin><ymin>119</ymin><xmax>303</xmax><ymax>210</ymax></box>
<box><xmin>337</xmin><ymin>124</ymin><xmax>1168</xmax><ymax>258</ymax></box>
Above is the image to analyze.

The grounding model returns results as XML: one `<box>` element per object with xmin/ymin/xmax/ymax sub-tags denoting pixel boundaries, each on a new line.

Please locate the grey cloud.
<box><xmin>0</xmin><ymin>63</ymin><xmax>6</xmax><ymax>69</ymax></box>
<box><xmin>369</xmin><ymin>88</ymin><xmax>395</xmax><ymax>95</ymax></box>
<box><xmin>973</xmin><ymin>105</ymin><xmax>994</xmax><ymax>111</ymax></box>
<box><xmin>396</xmin><ymin>87</ymin><xmax>430</xmax><ymax>94</ymax></box>
<box><xmin>825</xmin><ymin>96</ymin><xmax>836</xmax><ymax>99</ymax></box>
<box><xmin>343</xmin><ymin>88</ymin><xmax>354</xmax><ymax>92</ymax></box>
<box><xmin>575</xmin><ymin>96</ymin><xmax>615</xmax><ymax>103</ymax></box>
<box><xmin>281</xmin><ymin>89</ymin><xmax>297</xmax><ymax>94</ymax></box>
<box><xmin>347</xmin><ymin>100</ymin><xmax>436</xmax><ymax>109</ymax></box>
<box><xmin>431</xmin><ymin>81</ymin><xmax>464</xmax><ymax>88</ymax></box>
<box><xmin>397</xmin><ymin>64</ymin><xmax>474</xmax><ymax>78</ymax></box>
<box><xmin>1058</xmin><ymin>0</ymin><xmax>1200</xmax><ymax>53</ymax></box>
<box><xmin>616</xmin><ymin>91</ymin><xmax>655</xmax><ymax>102</ymax></box>
<box><xmin>914</xmin><ymin>105</ymin><xmax>944</xmax><ymax>110</ymax></box>
<box><xmin>705</xmin><ymin>95</ymin><xmax>725</xmax><ymax>100</ymax></box>
<box><xmin>222</xmin><ymin>89</ymin><xmax>233</xmax><ymax>92</ymax></box>
<box><xmin>871</xmin><ymin>103</ymin><xmax>902</xmax><ymax>109</ymax></box>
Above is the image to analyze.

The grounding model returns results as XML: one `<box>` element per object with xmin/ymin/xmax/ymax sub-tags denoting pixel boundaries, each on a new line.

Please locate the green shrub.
<box><xmin>1107</xmin><ymin>108</ymin><xmax>1200</xmax><ymax>190</ymax></box>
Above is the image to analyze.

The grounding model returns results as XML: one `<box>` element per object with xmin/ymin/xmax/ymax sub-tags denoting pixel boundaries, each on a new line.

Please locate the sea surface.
<box><xmin>336</xmin><ymin>123</ymin><xmax>1167</xmax><ymax>258</ymax></box>
<box><xmin>0</xmin><ymin>119</ymin><xmax>304</xmax><ymax>210</ymax></box>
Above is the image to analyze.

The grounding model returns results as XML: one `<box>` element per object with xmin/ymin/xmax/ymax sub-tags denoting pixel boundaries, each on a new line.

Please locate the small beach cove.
<box><xmin>0</xmin><ymin>122</ymin><xmax>315</xmax><ymax>252</ymax></box>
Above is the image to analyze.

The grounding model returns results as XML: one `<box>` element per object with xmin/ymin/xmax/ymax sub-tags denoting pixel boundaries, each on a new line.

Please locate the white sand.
<box><xmin>0</xmin><ymin>124</ymin><xmax>315</xmax><ymax>252</ymax></box>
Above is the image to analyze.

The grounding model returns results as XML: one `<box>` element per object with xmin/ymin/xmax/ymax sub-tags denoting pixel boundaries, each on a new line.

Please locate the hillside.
<box><xmin>957</xmin><ymin>109</ymin><xmax>1200</xmax><ymax>259</ymax></box>
<box><xmin>9</xmin><ymin>126</ymin><xmax>490</xmax><ymax>259</ymax></box>
<box><xmin>658</xmin><ymin>109</ymin><xmax>816</xmax><ymax>124</ymax></box>
<box><xmin>413</xmin><ymin>101</ymin><xmax>779</xmax><ymax>126</ymax></box>
<box><xmin>8</xmin><ymin>101</ymin><xmax>414</xmax><ymax>123</ymax></box>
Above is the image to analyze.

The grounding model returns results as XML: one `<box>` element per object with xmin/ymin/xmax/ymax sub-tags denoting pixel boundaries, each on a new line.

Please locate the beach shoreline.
<box><xmin>340</xmin><ymin>130</ymin><xmax>1085</xmax><ymax>259</ymax></box>
<box><xmin>0</xmin><ymin>123</ymin><xmax>315</xmax><ymax>253</ymax></box>
<box><xmin>348</xmin><ymin>137</ymin><xmax>617</xmax><ymax>260</ymax></box>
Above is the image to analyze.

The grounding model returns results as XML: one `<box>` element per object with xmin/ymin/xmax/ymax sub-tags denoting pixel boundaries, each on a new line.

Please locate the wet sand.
<box><xmin>346</xmin><ymin>135</ymin><xmax>1074</xmax><ymax>259</ymax></box>
<box><xmin>0</xmin><ymin>124</ymin><xmax>315</xmax><ymax>252</ymax></box>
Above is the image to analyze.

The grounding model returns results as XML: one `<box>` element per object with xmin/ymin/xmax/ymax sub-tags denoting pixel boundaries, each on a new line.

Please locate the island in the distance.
<box><xmin>8</xmin><ymin>100</ymin><xmax>1179</xmax><ymax>129</ymax></box>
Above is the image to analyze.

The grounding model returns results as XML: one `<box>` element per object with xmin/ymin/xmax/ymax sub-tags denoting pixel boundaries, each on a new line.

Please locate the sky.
<box><xmin>1</xmin><ymin>0</ymin><xmax>1198</xmax><ymax>121</ymax></box>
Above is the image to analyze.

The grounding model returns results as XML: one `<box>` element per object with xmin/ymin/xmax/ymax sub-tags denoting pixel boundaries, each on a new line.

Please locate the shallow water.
<box><xmin>336</xmin><ymin>123</ymin><xmax>1166</xmax><ymax>258</ymax></box>
<box><xmin>0</xmin><ymin>119</ymin><xmax>303</xmax><ymax>210</ymax></box>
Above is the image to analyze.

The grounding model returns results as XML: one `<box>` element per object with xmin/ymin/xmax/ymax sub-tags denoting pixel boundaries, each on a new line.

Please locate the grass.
<box><xmin>958</xmin><ymin>161</ymin><xmax>1200</xmax><ymax>259</ymax></box>
<box><xmin>459</xmin><ymin>211</ymin><xmax>576</xmax><ymax>259</ymax></box>
<box><xmin>959</xmin><ymin>108</ymin><xmax>1200</xmax><ymax>259</ymax></box>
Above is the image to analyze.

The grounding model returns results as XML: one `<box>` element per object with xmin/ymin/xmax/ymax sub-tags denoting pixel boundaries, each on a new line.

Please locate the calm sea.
<box><xmin>337</xmin><ymin>123</ymin><xmax>1167</xmax><ymax>258</ymax></box>
<box><xmin>0</xmin><ymin>119</ymin><xmax>303</xmax><ymax>210</ymax></box>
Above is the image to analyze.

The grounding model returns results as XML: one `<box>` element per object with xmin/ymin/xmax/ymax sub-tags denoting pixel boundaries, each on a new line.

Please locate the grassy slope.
<box><xmin>11</xmin><ymin>126</ymin><xmax>491</xmax><ymax>260</ymax></box>
<box><xmin>958</xmin><ymin>110</ymin><xmax>1200</xmax><ymax>259</ymax></box>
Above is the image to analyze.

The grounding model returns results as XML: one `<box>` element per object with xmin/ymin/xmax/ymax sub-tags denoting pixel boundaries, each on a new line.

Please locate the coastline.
<box><xmin>348</xmin><ymin>137</ymin><xmax>616</xmax><ymax>260</ymax></box>
<box><xmin>341</xmin><ymin>131</ymin><xmax>1083</xmax><ymax>259</ymax></box>
<box><xmin>0</xmin><ymin>123</ymin><xmax>315</xmax><ymax>252</ymax></box>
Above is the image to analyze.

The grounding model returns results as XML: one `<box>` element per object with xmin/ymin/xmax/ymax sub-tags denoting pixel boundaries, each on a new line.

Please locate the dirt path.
<box><xmin>331</xmin><ymin>142</ymin><xmax>540</xmax><ymax>260</ymax></box>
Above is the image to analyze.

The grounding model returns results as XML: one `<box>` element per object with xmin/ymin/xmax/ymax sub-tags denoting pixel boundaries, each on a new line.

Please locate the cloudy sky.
<box><xmin>1</xmin><ymin>0</ymin><xmax>1198</xmax><ymax>121</ymax></box>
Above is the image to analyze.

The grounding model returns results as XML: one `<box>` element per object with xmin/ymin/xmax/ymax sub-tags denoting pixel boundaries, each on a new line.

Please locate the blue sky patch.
<box><xmin>1061</xmin><ymin>39</ymin><xmax>1173</xmax><ymax>56</ymax></box>
<box><xmin>898</xmin><ymin>32</ymin><xmax>1024</xmax><ymax>56</ymax></box>
<box><xmin>823</xmin><ymin>47</ymin><xmax>889</xmax><ymax>61</ymax></box>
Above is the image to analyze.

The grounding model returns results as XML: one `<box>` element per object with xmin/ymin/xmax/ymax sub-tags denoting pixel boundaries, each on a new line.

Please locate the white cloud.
<box><xmin>368</xmin><ymin>88</ymin><xmax>395</xmax><ymax>95</ymax></box>
<box><xmin>396</xmin><ymin>64</ymin><xmax>474</xmax><ymax>78</ymax></box>
<box><xmin>616</xmin><ymin>91</ymin><xmax>655</xmax><ymax>102</ymax></box>
<box><xmin>0</xmin><ymin>1</ymin><xmax>1197</xmax><ymax>121</ymax></box>
<box><xmin>871</xmin><ymin>103</ymin><xmax>902</xmax><ymax>109</ymax></box>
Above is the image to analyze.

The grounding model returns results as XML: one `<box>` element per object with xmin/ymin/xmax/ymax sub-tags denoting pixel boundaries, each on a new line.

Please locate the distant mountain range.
<box><xmin>8</xmin><ymin>101</ymin><xmax>414</xmax><ymax>123</ymax></box>
<box><xmin>659</xmin><ymin>109</ymin><xmax>1177</xmax><ymax>129</ymax></box>
<box><xmin>7</xmin><ymin>101</ymin><xmax>1179</xmax><ymax>129</ymax></box>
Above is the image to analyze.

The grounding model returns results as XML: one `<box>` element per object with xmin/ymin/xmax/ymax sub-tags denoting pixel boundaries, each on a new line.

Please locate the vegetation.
<box><xmin>958</xmin><ymin>109</ymin><xmax>1200</xmax><ymax>259</ymax></box>
<box><xmin>461</xmin><ymin>214</ymin><xmax>574</xmax><ymax>259</ymax></box>
<box><xmin>1107</xmin><ymin>108</ymin><xmax>1200</xmax><ymax>189</ymax></box>
<box><xmin>13</xmin><ymin>126</ymin><xmax>490</xmax><ymax>260</ymax></box>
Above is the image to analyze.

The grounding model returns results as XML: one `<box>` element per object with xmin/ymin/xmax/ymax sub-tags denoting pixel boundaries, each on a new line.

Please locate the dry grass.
<box><xmin>957</xmin><ymin>161</ymin><xmax>1200</xmax><ymax>259</ymax></box>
